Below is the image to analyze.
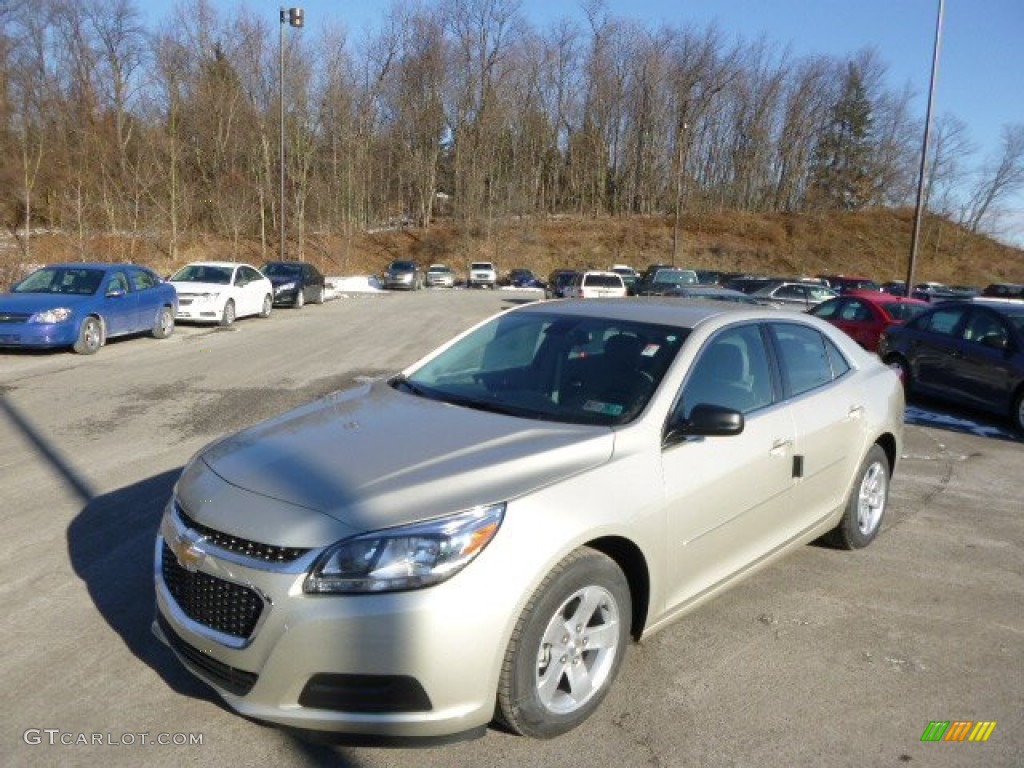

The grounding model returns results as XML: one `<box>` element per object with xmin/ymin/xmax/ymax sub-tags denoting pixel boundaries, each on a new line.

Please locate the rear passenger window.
<box><xmin>771</xmin><ymin>323</ymin><xmax>835</xmax><ymax>396</ymax></box>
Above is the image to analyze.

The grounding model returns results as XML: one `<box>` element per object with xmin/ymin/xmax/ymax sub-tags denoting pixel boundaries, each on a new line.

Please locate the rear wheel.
<box><xmin>73</xmin><ymin>316</ymin><xmax>102</xmax><ymax>354</ymax></box>
<box><xmin>220</xmin><ymin>299</ymin><xmax>236</xmax><ymax>327</ymax></box>
<box><xmin>825</xmin><ymin>444</ymin><xmax>890</xmax><ymax>549</ymax></box>
<box><xmin>496</xmin><ymin>549</ymin><xmax>630</xmax><ymax>739</ymax></box>
<box><xmin>314</xmin><ymin>285</ymin><xmax>326</xmax><ymax>304</ymax></box>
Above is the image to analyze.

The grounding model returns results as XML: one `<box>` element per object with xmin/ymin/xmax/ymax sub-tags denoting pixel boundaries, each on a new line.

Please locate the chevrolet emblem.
<box><xmin>168</xmin><ymin>531</ymin><xmax>207</xmax><ymax>572</ymax></box>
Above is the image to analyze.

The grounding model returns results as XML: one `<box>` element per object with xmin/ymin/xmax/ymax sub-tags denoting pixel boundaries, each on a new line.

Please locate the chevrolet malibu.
<box><xmin>153</xmin><ymin>299</ymin><xmax>903</xmax><ymax>740</ymax></box>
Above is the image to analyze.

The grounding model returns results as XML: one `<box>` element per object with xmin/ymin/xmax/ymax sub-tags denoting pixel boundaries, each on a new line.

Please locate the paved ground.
<box><xmin>1</xmin><ymin>289</ymin><xmax>1020</xmax><ymax>767</ymax></box>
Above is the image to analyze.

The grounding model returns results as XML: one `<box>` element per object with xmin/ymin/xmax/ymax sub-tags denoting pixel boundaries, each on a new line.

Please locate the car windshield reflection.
<box><xmin>396</xmin><ymin>312</ymin><xmax>686</xmax><ymax>426</ymax></box>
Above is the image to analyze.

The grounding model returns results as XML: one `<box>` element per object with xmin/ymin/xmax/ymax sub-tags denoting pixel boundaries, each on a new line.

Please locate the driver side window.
<box><xmin>679</xmin><ymin>325</ymin><xmax>773</xmax><ymax>419</ymax></box>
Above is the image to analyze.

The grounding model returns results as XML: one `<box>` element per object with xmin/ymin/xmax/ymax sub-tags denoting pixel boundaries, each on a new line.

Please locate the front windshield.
<box><xmin>170</xmin><ymin>264</ymin><xmax>232</xmax><ymax>284</ymax></box>
<box><xmin>398</xmin><ymin>311</ymin><xmax>687</xmax><ymax>426</ymax></box>
<box><xmin>13</xmin><ymin>267</ymin><xmax>104</xmax><ymax>295</ymax></box>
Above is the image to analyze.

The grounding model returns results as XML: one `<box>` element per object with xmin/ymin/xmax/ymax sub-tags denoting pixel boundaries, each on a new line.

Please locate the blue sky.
<box><xmin>146</xmin><ymin>1</ymin><xmax>1024</xmax><ymax>246</ymax></box>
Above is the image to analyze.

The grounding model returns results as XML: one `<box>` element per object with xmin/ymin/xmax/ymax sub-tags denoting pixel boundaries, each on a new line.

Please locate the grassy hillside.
<box><xmin>3</xmin><ymin>208</ymin><xmax>1022</xmax><ymax>288</ymax></box>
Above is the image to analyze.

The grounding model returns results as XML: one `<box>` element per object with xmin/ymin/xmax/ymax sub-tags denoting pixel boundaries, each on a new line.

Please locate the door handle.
<box><xmin>848</xmin><ymin>405</ymin><xmax>865</xmax><ymax>419</ymax></box>
<box><xmin>770</xmin><ymin>438</ymin><xmax>792</xmax><ymax>456</ymax></box>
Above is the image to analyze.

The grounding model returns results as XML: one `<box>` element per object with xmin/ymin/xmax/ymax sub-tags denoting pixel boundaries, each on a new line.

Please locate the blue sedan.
<box><xmin>0</xmin><ymin>263</ymin><xmax>178</xmax><ymax>354</ymax></box>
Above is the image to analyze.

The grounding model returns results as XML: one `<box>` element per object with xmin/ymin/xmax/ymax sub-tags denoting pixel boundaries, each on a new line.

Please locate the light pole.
<box><xmin>906</xmin><ymin>0</ymin><xmax>944</xmax><ymax>294</ymax></box>
<box><xmin>280</xmin><ymin>7</ymin><xmax>304</xmax><ymax>262</ymax></box>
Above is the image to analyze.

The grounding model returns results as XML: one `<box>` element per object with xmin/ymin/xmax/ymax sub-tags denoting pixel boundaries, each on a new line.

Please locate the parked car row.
<box><xmin>0</xmin><ymin>259</ymin><xmax>327</xmax><ymax>355</ymax></box>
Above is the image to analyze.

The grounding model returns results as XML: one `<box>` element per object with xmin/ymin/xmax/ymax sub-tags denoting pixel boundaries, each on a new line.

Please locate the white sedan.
<box><xmin>169</xmin><ymin>261</ymin><xmax>273</xmax><ymax>326</ymax></box>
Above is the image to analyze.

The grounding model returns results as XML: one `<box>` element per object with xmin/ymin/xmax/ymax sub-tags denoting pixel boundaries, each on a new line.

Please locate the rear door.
<box><xmin>768</xmin><ymin>321</ymin><xmax>864</xmax><ymax>526</ymax></box>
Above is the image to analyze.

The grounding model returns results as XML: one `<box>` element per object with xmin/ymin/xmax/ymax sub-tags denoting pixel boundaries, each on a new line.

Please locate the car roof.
<box><xmin>522</xmin><ymin>296</ymin><xmax>779</xmax><ymax>328</ymax></box>
<box><xmin>180</xmin><ymin>261</ymin><xmax>247</xmax><ymax>268</ymax></box>
<box><xmin>41</xmin><ymin>262</ymin><xmax>143</xmax><ymax>271</ymax></box>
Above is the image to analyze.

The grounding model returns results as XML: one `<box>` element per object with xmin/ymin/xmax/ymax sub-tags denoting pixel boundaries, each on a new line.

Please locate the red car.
<box><xmin>808</xmin><ymin>292</ymin><xmax>929</xmax><ymax>352</ymax></box>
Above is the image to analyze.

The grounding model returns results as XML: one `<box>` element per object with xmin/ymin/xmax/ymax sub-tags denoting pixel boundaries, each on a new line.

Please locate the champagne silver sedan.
<box><xmin>153</xmin><ymin>299</ymin><xmax>903</xmax><ymax>740</ymax></box>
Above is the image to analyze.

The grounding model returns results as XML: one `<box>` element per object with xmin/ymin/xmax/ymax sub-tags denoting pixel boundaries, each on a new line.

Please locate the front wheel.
<box><xmin>152</xmin><ymin>306</ymin><xmax>174</xmax><ymax>339</ymax></box>
<box><xmin>884</xmin><ymin>354</ymin><xmax>912</xmax><ymax>394</ymax></box>
<box><xmin>825</xmin><ymin>444</ymin><xmax>890</xmax><ymax>550</ymax></box>
<box><xmin>73</xmin><ymin>316</ymin><xmax>102</xmax><ymax>354</ymax></box>
<box><xmin>259</xmin><ymin>294</ymin><xmax>273</xmax><ymax>318</ymax></box>
<box><xmin>294</xmin><ymin>288</ymin><xmax>304</xmax><ymax>308</ymax></box>
<box><xmin>1011</xmin><ymin>388</ymin><xmax>1024</xmax><ymax>434</ymax></box>
<box><xmin>220</xmin><ymin>299</ymin><xmax>236</xmax><ymax>327</ymax></box>
<box><xmin>496</xmin><ymin>549</ymin><xmax>630</xmax><ymax>739</ymax></box>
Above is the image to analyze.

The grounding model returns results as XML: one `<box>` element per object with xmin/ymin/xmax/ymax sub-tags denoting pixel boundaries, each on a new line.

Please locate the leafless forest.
<box><xmin>1</xmin><ymin>0</ymin><xmax>1021</xmax><ymax>271</ymax></box>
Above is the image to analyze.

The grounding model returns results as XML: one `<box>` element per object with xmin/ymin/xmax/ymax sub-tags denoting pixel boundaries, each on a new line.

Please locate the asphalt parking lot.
<box><xmin>1</xmin><ymin>289</ymin><xmax>1020</xmax><ymax>767</ymax></box>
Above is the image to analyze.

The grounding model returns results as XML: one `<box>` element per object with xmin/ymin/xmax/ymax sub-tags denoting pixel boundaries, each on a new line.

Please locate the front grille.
<box><xmin>175</xmin><ymin>505</ymin><xmax>310</xmax><ymax>564</ymax></box>
<box><xmin>157</xmin><ymin>613</ymin><xmax>258</xmax><ymax>696</ymax></box>
<box><xmin>161</xmin><ymin>542</ymin><xmax>264</xmax><ymax>639</ymax></box>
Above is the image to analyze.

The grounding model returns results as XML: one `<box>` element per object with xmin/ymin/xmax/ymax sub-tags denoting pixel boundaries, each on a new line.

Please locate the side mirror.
<box><xmin>665</xmin><ymin>403</ymin><xmax>744</xmax><ymax>445</ymax></box>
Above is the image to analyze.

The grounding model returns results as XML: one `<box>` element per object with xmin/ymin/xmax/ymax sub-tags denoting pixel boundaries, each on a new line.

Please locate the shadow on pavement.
<box><xmin>66</xmin><ymin>467</ymin><xmax>219</xmax><ymax>704</ymax></box>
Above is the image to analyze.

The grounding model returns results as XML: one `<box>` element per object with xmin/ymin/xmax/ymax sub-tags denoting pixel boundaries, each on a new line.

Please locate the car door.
<box><xmin>908</xmin><ymin>304</ymin><xmax>972</xmax><ymax>398</ymax></box>
<box><xmin>235</xmin><ymin>265</ymin><xmax>263</xmax><ymax>316</ymax></box>
<box><xmin>768</xmin><ymin>321</ymin><xmax>864</xmax><ymax>526</ymax></box>
<box><xmin>944</xmin><ymin>307</ymin><xmax>1020</xmax><ymax>412</ymax></box>
<box><xmin>101</xmin><ymin>270</ymin><xmax>139</xmax><ymax>336</ymax></box>
<box><xmin>661</xmin><ymin>322</ymin><xmax>797</xmax><ymax>608</ymax></box>
<box><xmin>834</xmin><ymin>297</ymin><xmax>877</xmax><ymax>349</ymax></box>
<box><xmin>128</xmin><ymin>267</ymin><xmax>162</xmax><ymax>331</ymax></box>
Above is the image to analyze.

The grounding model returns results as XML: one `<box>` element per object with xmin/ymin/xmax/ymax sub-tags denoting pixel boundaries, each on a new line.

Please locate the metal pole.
<box><xmin>279</xmin><ymin>8</ymin><xmax>286</xmax><ymax>262</ymax></box>
<box><xmin>906</xmin><ymin>0</ymin><xmax>944</xmax><ymax>296</ymax></box>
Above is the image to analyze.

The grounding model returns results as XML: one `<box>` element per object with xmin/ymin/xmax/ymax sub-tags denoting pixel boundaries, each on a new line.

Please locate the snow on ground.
<box><xmin>323</xmin><ymin>275</ymin><xmax>386</xmax><ymax>299</ymax></box>
<box><xmin>904</xmin><ymin>403</ymin><xmax>1019</xmax><ymax>441</ymax></box>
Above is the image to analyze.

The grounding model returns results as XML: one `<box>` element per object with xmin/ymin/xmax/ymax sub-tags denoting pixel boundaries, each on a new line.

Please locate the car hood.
<box><xmin>0</xmin><ymin>292</ymin><xmax>96</xmax><ymax>312</ymax></box>
<box><xmin>194</xmin><ymin>379</ymin><xmax>614</xmax><ymax>534</ymax></box>
<box><xmin>170</xmin><ymin>281</ymin><xmax>232</xmax><ymax>293</ymax></box>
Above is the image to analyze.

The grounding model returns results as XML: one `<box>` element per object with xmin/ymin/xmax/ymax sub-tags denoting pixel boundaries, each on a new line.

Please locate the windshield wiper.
<box><xmin>390</xmin><ymin>374</ymin><xmax>433</xmax><ymax>399</ymax></box>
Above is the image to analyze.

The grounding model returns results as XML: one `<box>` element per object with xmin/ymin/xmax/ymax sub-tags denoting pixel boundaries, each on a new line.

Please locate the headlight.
<box><xmin>29</xmin><ymin>308</ymin><xmax>73</xmax><ymax>323</ymax></box>
<box><xmin>304</xmin><ymin>504</ymin><xmax>505</xmax><ymax>594</ymax></box>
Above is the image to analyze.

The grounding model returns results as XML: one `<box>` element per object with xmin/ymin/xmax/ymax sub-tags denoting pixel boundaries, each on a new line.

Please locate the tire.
<box><xmin>152</xmin><ymin>306</ymin><xmax>174</xmax><ymax>339</ymax></box>
<box><xmin>1011</xmin><ymin>387</ymin><xmax>1024</xmax><ymax>434</ymax></box>
<box><xmin>73</xmin><ymin>316</ymin><xmax>103</xmax><ymax>355</ymax></box>
<box><xmin>496</xmin><ymin>549</ymin><xmax>631</xmax><ymax>739</ymax></box>
<box><xmin>220</xmin><ymin>299</ymin><xmax>236</xmax><ymax>327</ymax></box>
<box><xmin>294</xmin><ymin>288</ymin><xmax>304</xmax><ymax>309</ymax></box>
<box><xmin>825</xmin><ymin>444</ymin><xmax>890</xmax><ymax>550</ymax></box>
<box><xmin>314</xmin><ymin>285</ymin><xmax>326</xmax><ymax>305</ymax></box>
<box><xmin>259</xmin><ymin>294</ymin><xmax>273</xmax><ymax>318</ymax></box>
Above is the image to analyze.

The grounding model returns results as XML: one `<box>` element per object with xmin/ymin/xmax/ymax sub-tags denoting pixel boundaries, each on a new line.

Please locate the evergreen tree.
<box><xmin>808</xmin><ymin>63</ymin><xmax>876</xmax><ymax>209</ymax></box>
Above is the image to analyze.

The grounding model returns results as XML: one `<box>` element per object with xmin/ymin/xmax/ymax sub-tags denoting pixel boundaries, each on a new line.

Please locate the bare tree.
<box><xmin>961</xmin><ymin>124</ymin><xmax>1024</xmax><ymax>234</ymax></box>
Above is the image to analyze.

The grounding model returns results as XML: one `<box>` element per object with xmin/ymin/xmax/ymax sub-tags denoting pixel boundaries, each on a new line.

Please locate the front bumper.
<box><xmin>175</xmin><ymin>297</ymin><xmax>223</xmax><ymax>323</ymax></box>
<box><xmin>152</xmin><ymin>508</ymin><xmax>512</xmax><ymax>737</ymax></box>
<box><xmin>0</xmin><ymin>322</ymin><xmax>78</xmax><ymax>348</ymax></box>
